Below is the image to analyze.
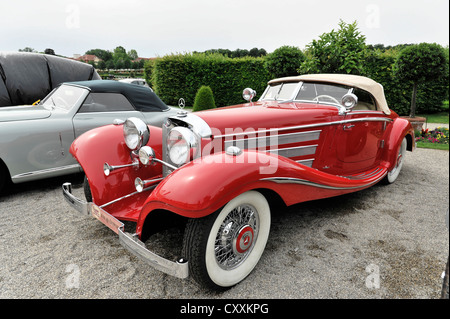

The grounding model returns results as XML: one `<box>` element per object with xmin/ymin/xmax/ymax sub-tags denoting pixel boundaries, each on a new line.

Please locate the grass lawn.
<box><xmin>416</xmin><ymin>112</ymin><xmax>449</xmax><ymax>124</ymax></box>
<box><xmin>416</xmin><ymin>141</ymin><xmax>449</xmax><ymax>151</ymax></box>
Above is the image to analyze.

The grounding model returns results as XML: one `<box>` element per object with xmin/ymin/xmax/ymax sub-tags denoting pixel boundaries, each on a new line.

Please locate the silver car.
<box><xmin>0</xmin><ymin>80</ymin><xmax>177</xmax><ymax>193</ymax></box>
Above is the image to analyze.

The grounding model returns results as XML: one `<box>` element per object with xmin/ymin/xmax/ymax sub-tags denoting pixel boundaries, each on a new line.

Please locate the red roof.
<box><xmin>77</xmin><ymin>54</ymin><xmax>101</xmax><ymax>62</ymax></box>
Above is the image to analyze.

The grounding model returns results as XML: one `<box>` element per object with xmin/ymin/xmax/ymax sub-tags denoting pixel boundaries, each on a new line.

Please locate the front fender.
<box><xmin>136</xmin><ymin>149</ymin><xmax>389</xmax><ymax>234</ymax></box>
<box><xmin>70</xmin><ymin>124</ymin><xmax>163</xmax><ymax>208</ymax></box>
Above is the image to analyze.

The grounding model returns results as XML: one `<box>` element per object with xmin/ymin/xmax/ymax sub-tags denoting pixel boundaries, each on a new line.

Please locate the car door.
<box><xmin>335</xmin><ymin>89</ymin><xmax>387</xmax><ymax>172</ymax></box>
<box><xmin>72</xmin><ymin>92</ymin><xmax>146</xmax><ymax>138</ymax></box>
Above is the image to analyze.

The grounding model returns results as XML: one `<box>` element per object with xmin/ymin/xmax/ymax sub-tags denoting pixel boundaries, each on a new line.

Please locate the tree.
<box><xmin>249</xmin><ymin>47</ymin><xmax>267</xmax><ymax>57</ymax></box>
<box><xmin>394</xmin><ymin>43</ymin><xmax>448</xmax><ymax>117</ymax></box>
<box><xmin>127</xmin><ymin>49</ymin><xmax>138</xmax><ymax>60</ymax></box>
<box><xmin>299</xmin><ymin>20</ymin><xmax>367</xmax><ymax>75</ymax></box>
<box><xmin>44</xmin><ymin>48</ymin><xmax>55</xmax><ymax>55</ymax></box>
<box><xmin>85</xmin><ymin>49</ymin><xmax>113</xmax><ymax>62</ymax></box>
<box><xmin>18</xmin><ymin>47</ymin><xmax>37</xmax><ymax>53</ymax></box>
<box><xmin>97</xmin><ymin>60</ymin><xmax>106</xmax><ymax>70</ymax></box>
<box><xmin>113</xmin><ymin>46</ymin><xmax>131</xmax><ymax>69</ymax></box>
<box><xmin>264</xmin><ymin>45</ymin><xmax>305</xmax><ymax>78</ymax></box>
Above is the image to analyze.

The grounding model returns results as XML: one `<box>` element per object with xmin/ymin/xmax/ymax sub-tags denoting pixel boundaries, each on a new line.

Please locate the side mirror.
<box><xmin>243</xmin><ymin>88</ymin><xmax>256</xmax><ymax>102</ymax></box>
<box><xmin>341</xmin><ymin>93</ymin><xmax>358</xmax><ymax>111</ymax></box>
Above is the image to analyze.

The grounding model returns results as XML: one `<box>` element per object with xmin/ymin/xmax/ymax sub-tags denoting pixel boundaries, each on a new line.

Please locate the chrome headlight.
<box><xmin>123</xmin><ymin>117</ymin><xmax>150</xmax><ymax>151</ymax></box>
<box><xmin>139</xmin><ymin>146</ymin><xmax>155</xmax><ymax>165</ymax></box>
<box><xmin>167</xmin><ymin>127</ymin><xmax>200</xmax><ymax>166</ymax></box>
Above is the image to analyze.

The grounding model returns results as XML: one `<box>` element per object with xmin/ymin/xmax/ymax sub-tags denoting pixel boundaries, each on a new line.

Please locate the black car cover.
<box><xmin>0</xmin><ymin>52</ymin><xmax>101</xmax><ymax>107</ymax></box>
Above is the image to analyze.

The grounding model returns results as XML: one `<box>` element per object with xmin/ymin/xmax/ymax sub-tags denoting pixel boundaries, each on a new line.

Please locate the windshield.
<box><xmin>261</xmin><ymin>82</ymin><xmax>299</xmax><ymax>101</ymax></box>
<box><xmin>41</xmin><ymin>85</ymin><xmax>88</xmax><ymax>112</ymax></box>
<box><xmin>296</xmin><ymin>82</ymin><xmax>351</xmax><ymax>105</ymax></box>
<box><xmin>261</xmin><ymin>81</ymin><xmax>352</xmax><ymax>106</ymax></box>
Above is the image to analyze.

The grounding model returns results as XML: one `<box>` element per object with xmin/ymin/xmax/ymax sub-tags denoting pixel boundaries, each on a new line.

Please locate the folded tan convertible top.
<box><xmin>269</xmin><ymin>74</ymin><xmax>391</xmax><ymax>115</ymax></box>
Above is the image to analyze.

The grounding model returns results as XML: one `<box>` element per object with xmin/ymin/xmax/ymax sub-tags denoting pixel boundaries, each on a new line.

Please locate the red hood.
<box><xmin>194</xmin><ymin>101</ymin><xmax>340</xmax><ymax>137</ymax></box>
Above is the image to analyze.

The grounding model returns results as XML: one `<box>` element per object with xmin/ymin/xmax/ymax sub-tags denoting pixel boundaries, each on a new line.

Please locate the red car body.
<box><xmin>63</xmin><ymin>74</ymin><xmax>415</xmax><ymax>289</ymax></box>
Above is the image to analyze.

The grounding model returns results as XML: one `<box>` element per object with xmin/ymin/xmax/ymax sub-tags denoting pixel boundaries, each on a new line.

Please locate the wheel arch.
<box><xmin>0</xmin><ymin>158</ymin><xmax>12</xmax><ymax>192</ymax></box>
<box><xmin>138</xmin><ymin>187</ymin><xmax>286</xmax><ymax>243</ymax></box>
<box><xmin>140</xmin><ymin>208</ymin><xmax>189</xmax><ymax>243</ymax></box>
<box><xmin>405</xmin><ymin>132</ymin><xmax>414</xmax><ymax>152</ymax></box>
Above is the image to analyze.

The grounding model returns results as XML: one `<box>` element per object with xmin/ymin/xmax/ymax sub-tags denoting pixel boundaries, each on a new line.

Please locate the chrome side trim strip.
<box><xmin>343</xmin><ymin>167</ymin><xmax>383</xmax><ymax>180</ymax></box>
<box><xmin>296</xmin><ymin>158</ymin><xmax>315</xmax><ymax>167</ymax></box>
<box><xmin>214</xmin><ymin>117</ymin><xmax>392</xmax><ymax>139</ymax></box>
<box><xmin>12</xmin><ymin>164</ymin><xmax>81</xmax><ymax>181</ymax></box>
<box><xmin>268</xmin><ymin>145</ymin><xmax>318</xmax><ymax>158</ymax></box>
<box><xmin>260</xmin><ymin>173</ymin><xmax>387</xmax><ymax>190</ymax></box>
<box><xmin>224</xmin><ymin>130</ymin><xmax>321</xmax><ymax>149</ymax></box>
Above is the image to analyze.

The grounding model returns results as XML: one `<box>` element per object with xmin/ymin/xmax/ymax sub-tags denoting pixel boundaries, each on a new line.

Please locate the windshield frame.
<box><xmin>259</xmin><ymin>82</ymin><xmax>302</xmax><ymax>102</ymax></box>
<box><xmin>261</xmin><ymin>81</ymin><xmax>356</xmax><ymax>108</ymax></box>
<box><xmin>41</xmin><ymin>84</ymin><xmax>90</xmax><ymax>112</ymax></box>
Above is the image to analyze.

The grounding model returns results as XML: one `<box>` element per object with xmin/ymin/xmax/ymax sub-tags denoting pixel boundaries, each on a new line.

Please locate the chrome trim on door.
<box><xmin>268</xmin><ymin>145</ymin><xmax>318</xmax><ymax>158</ymax></box>
<box><xmin>224</xmin><ymin>130</ymin><xmax>321</xmax><ymax>150</ymax></box>
<box><xmin>213</xmin><ymin>117</ymin><xmax>392</xmax><ymax>140</ymax></box>
<box><xmin>296</xmin><ymin>158</ymin><xmax>315</xmax><ymax>167</ymax></box>
<box><xmin>12</xmin><ymin>164</ymin><xmax>81</xmax><ymax>181</ymax></box>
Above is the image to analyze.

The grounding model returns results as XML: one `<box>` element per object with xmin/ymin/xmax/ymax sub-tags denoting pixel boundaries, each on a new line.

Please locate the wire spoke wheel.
<box><xmin>214</xmin><ymin>204</ymin><xmax>259</xmax><ymax>270</ymax></box>
<box><xmin>183</xmin><ymin>191</ymin><xmax>271</xmax><ymax>290</ymax></box>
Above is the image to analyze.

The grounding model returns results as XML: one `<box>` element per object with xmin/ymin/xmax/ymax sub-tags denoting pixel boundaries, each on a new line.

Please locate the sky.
<box><xmin>1</xmin><ymin>0</ymin><xmax>448</xmax><ymax>58</ymax></box>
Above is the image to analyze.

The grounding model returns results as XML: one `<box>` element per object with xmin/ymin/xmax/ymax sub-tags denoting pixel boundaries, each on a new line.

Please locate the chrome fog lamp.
<box><xmin>139</xmin><ymin>146</ymin><xmax>155</xmax><ymax>165</ymax></box>
<box><xmin>135</xmin><ymin>177</ymin><xmax>145</xmax><ymax>193</ymax></box>
<box><xmin>243</xmin><ymin>88</ymin><xmax>256</xmax><ymax>102</ymax></box>
<box><xmin>123</xmin><ymin>117</ymin><xmax>150</xmax><ymax>151</ymax></box>
<box><xmin>341</xmin><ymin>93</ymin><xmax>358</xmax><ymax>110</ymax></box>
<box><xmin>167</xmin><ymin>127</ymin><xmax>199</xmax><ymax>166</ymax></box>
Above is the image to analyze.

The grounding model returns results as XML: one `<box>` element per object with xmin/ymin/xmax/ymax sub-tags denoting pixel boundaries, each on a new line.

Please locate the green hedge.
<box><xmin>149</xmin><ymin>45</ymin><xmax>448</xmax><ymax>115</ymax></box>
<box><xmin>152</xmin><ymin>53</ymin><xmax>270</xmax><ymax>107</ymax></box>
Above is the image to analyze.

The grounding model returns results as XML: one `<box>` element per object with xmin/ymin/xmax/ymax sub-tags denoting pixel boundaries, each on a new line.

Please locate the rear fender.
<box><xmin>383</xmin><ymin>117</ymin><xmax>415</xmax><ymax>169</ymax></box>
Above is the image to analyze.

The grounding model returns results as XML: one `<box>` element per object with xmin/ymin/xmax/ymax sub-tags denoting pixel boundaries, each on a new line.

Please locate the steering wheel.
<box><xmin>313</xmin><ymin>95</ymin><xmax>340</xmax><ymax>104</ymax></box>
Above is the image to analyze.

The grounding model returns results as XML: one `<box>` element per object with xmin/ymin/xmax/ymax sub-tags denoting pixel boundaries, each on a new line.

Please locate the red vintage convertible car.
<box><xmin>63</xmin><ymin>74</ymin><xmax>415</xmax><ymax>290</ymax></box>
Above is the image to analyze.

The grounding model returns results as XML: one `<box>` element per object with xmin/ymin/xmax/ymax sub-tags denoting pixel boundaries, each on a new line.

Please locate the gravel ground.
<box><xmin>0</xmin><ymin>148</ymin><xmax>448</xmax><ymax>300</ymax></box>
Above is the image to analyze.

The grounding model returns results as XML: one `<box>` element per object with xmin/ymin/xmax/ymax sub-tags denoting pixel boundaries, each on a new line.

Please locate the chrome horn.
<box><xmin>134</xmin><ymin>177</ymin><xmax>164</xmax><ymax>192</ymax></box>
<box><xmin>103</xmin><ymin>160</ymin><xmax>139</xmax><ymax>176</ymax></box>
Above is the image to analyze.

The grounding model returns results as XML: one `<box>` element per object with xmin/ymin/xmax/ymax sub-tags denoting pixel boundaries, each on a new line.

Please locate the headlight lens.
<box><xmin>123</xmin><ymin>117</ymin><xmax>150</xmax><ymax>151</ymax></box>
<box><xmin>167</xmin><ymin>127</ymin><xmax>199</xmax><ymax>165</ymax></box>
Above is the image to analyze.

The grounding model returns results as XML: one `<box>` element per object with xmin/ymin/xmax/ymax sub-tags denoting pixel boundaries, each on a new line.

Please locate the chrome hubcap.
<box><xmin>214</xmin><ymin>204</ymin><xmax>259</xmax><ymax>270</ymax></box>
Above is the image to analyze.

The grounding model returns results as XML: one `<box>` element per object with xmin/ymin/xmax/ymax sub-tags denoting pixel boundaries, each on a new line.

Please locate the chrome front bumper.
<box><xmin>62</xmin><ymin>182</ymin><xmax>189</xmax><ymax>279</ymax></box>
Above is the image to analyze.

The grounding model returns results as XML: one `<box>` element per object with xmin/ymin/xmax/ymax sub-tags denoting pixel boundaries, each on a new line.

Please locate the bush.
<box><xmin>193</xmin><ymin>86</ymin><xmax>216</xmax><ymax>111</ymax></box>
<box><xmin>264</xmin><ymin>45</ymin><xmax>305</xmax><ymax>78</ymax></box>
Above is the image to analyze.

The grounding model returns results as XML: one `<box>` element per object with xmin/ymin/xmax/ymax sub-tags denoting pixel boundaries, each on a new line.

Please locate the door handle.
<box><xmin>343</xmin><ymin>124</ymin><xmax>355</xmax><ymax>130</ymax></box>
